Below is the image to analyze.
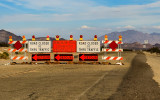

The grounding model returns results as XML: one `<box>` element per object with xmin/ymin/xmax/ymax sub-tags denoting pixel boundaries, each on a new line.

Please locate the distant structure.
<box><xmin>143</xmin><ymin>40</ymin><xmax>149</xmax><ymax>49</ymax></box>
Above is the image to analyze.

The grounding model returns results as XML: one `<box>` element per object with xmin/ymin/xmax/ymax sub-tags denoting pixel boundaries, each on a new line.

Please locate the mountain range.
<box><xmin>0</xmin><ymin>29</ymin><xmax>22</xmax><ymax>43</ymax></box>
<box><xmin>0</xmin><ymin>29</ymin><xmax>160</xmax><ymax>45</ymax></box>
<box><xmin>98</xmin><ymin>30</ymin><xmax>160</xmax><ymax>44</ymax></box>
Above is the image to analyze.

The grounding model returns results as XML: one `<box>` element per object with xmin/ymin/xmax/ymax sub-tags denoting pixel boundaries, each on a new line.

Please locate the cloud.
<box><xmin>1</xmin><ymin>0</ymin><xmax>160</xmax><ymax>25</ymax></box>
<box><xmin>80</xmin><ymin>25</ymin><xmax>96</xmax><ymax>30</ymax></box>
<box><xmin>6</xmin><ymin>0</ymin><xmax>92</xmax><ymax>12</ymax></box>
<box><xmin>1</xmin><ymin>0</ymin><xmax>160</xmax><ymax>34</ymax></box>
<box><xmin>124</xmin><ymin>25</ymin><xmax>135</xmax><ymax>29</ymax></box>
<box><xmin>0</xmin><ymin>3</ymin><xmax>17</xmax><ymax>10</ymax></box>
<box><xmin>104</xmin><ymin>28</ymin><xmax>112</xmax><ymax>31</ymax></box>
<box><xmin>81</xmin><ymin>25</ymin><xmax>90</xmax><ymax>29</ymax></box>
<box><xmin>116</xmin><ymin>25</ymin><xmax>135</xmax><ymax>29</ymax></box>
<box><xmin>152</xmin><ymin>26</ymin><xmax>160</xmax><ymax>29</ymax></box>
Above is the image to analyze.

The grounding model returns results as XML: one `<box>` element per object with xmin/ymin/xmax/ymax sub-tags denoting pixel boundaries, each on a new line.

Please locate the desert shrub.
<box><xmin>0</xmin><ymin>42</ymin><xmax>9</xmax><ymax>47</ymax></box>
<box><xmin>3</xmin><ymin>52</ymin><xmax>9</xmax><ymax>57</ymax></box>
<box><xmin>123</xmin><ymin>49</ymin><xmax>132</xmax><ymax>51</ymax></box>
<box><xmin>0</xmin><ymin>52</ymin><xmax>9</xmax><ymax>59</ymax></box>
<box><xmin>147</xmin><ymin>47</ymin><xmax>160</xmax><ymax>54</ymax></box>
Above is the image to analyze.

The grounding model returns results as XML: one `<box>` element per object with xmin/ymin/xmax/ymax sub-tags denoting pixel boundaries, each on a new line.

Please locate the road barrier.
<box><xmin>102</xmin><ymin>40</ymin><xmax>123</xmax><ymax>44</ymax></box>
<box><xmin>8</xmin><ymin>41</ymin><xmax>28</xmax><ymax>44</ymax></box>
<box><xmin>102</xmin><ymin>35</ymin><xmax>123</xmax><ymax>65</ymax></box>
<box><xmin>8</xmin><ymin>48</ymin><xmax>27</xmax><ymax>52</ymax></box>
<box><xmin>102</xmin><ymin>48</ymin><xmax>123</xmax><ymax>52</ymax></box>
<box><xmin>8</xmin><ymin>35</ymin><xmax>124</xmax><ymax>65</ymax></box>
<box><xmin>102</xmin><ymin>56</ymin><xmax>123</xmax><ymax>60</ymax></box>
<box><xmin>11</xmin><ymin>56</ymin><xmax>28</xmax><ymax>60</ymax></box>
<box><xmin>8</xmin><ymin>36</ymin><xmax>28</xmax><ymax>62</ymax></box>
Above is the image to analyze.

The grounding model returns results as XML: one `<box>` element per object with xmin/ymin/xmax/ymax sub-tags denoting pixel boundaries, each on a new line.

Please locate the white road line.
<box><xmin>75</xmin><ymin>71</ymin><xmax>109</xmax><ymax>100</ymax></box>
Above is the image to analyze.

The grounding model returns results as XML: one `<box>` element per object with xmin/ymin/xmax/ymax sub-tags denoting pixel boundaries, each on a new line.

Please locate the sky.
<box><xmin>0</xmin><ymin>0</ymin><xmax>160</xmax><ymax>39</ymax></box>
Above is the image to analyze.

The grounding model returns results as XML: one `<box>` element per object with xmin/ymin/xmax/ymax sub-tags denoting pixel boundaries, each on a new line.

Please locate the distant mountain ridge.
<box><xmin>98</xmin><ymin>30</ymin><xmax>160</xmax><ymax>44</ymax></box>
<box><xmin>0</xmin><ymin>29</ymin><xmax>22</xmax><ymax>43</ymax></box>
<box><xmin>0</xmin><ymin>29</ymin><xmax>65</xmax><ymax>42</ymax></box>
<box><xmin>1</xmin><ymin>29</ymin><xmax>160</xmax><ymax>44</ymax></box>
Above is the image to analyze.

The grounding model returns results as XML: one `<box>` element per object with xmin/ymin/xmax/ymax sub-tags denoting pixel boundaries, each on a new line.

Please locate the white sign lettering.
<box><xmin>28</xmin><ymin>41</ymin><xmax>51</xmax><ymax>52</ymax></box>
<box><xmin>77</xmin><ymin>41</ymin><xmax>100</xmax><ymax>52</ymax></box>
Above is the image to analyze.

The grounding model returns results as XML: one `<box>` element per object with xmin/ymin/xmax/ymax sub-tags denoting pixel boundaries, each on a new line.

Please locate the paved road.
<box><xmin>2</xmin><ymin>52</ymin><xmax>159</xmax><ymax>100</ymax></box>
<box><xmin>0</xmin><ymin>64</ymin><xmax>129</xmax><ymax>100</ymax></box>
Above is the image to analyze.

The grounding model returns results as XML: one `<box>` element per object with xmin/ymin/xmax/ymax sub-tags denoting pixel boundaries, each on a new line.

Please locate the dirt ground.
<box><xmin>145</xmin><ymin>52</ymin><xmax>160</xmax><ymax>87</ymax></box>
<box><xmin>108</xmin><ymin>53</ymin><xmax>160</xmax><ymax>100</ymax></box>
<box><xmin>0</xmin><ymin>52</ymin><xmax>136</xmax><ymax>100</ymax></box>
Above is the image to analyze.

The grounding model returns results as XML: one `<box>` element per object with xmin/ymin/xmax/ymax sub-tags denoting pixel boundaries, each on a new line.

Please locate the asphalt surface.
<box><xmin>0</xmin><ymin>52</ymin><xmax>160</xmax><ymax>100</ymax></box>
<box><xmin>0</xmin><ymin>64</ymin><xmax>127</xmax><ymax>100</ymax></box>
<box><xmin>108</xmin><ymin>53</ymin><xmax>160</xmax><ymax>100</ymax></box>
<box><xmin>79</xmin><ymin>66</ymin><xmax>129</xmax><ymax>100</ymax></box>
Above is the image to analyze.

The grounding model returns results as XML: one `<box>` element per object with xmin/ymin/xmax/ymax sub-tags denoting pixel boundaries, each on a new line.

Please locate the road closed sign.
<box><xmin>28</xmin><ymin>41</ymin><xmax>51</xmax><ymax>52</ymax></box>
<box><xmin>77</xmin><ymin>41</ymin><xmax>100</xmax><ymax>52</ymax></box>
<box><xmin>53</xmin><ymin>40</ymin><xmax>76</xmax><ymax>52</ymax></box>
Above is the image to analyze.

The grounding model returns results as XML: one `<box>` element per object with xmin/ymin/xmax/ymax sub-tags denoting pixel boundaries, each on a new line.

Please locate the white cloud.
<box><xmin>116</xmin><ymin>25</ymin><xmax>135</xmax><ymax>29</ymax></box>
<box><xmin>104</xmin><ymin>28</ymin><xmax>112</xmax><ymax>31</ymax></box>
<box><xmin>152</xmin><ymin>26</ymin><xmax>160</xmax><ymax>29</ymax></box>
<box><xmin>1</xmin><ymin>0</ymin><xmax>160</xmax><ymax>29</ymax></box>
<box><xmin>81</xmin><ymin>25</ymin><xmax>90</xmax><ymax>29</ymax></box>
<box><xmin>124</xmin><ymin>25</ymin><xmax>135</xmax><ymax>29</ymax></box>
<box><xmin>0</xmin><ymin>3</ymin><xmax>17</xmax><ymax>10</ymax></box>
<box><xmin>80</xmin><ymin>25</ymin><xmax>95</xmax><ymax>30</ymax></box>
<box><xmin>6</xmin><ymin>0</ymin><xmax>92</xmax><ymax>12</ymax></box>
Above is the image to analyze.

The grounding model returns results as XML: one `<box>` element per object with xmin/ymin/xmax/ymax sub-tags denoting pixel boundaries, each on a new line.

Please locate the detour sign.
<box><xmin>53</xmin><ymin>40</ymin><xmax>76</xmax><ymax>52</ymax></box>
<box><xmin>32</xmin><ymin>54</ymin><xmax>50</xmax><ymax>61</ymax></box>
<box><xmin>54</xmin><ymin>54</ymin><xmax>73</xmax><ymax>61</ymax></box>
<box><xmin>79</xmin><ymin>54</ymin><xmax>98</xmax><ymax>61</ymax></box>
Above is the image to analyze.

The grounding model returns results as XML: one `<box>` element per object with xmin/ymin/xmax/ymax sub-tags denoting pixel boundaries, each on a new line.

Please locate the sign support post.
<box><xmin>93</xmin><ymin>35</ymin><xmax>99</xmax><ymax>64</ymax></box>
<box><xmin>23</xmin><ymin>36</ymin><xmax>27</xmax><ymax>63</ymax></box>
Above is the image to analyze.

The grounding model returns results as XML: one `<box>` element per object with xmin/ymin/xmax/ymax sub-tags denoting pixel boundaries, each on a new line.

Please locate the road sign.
<box><xmin>14</xmin><ymin>41</ymin><xmax>22</xmax><ymax>50</ymax></box>
<box><xmin>79</xmin><ymin>54</ymin><xmax>98</xmax><ymax>61</ymax></box>
<box><xmin>144</xmin><ymin>40</ymin><xmax>148</xmax><ymax>44</ymax></box>
<box><xmin>54</xmin><ymin>54</ymin><xmax>73</xmax><ymax>61</ymax></box>
<box><xmin>32</xmin><ymin>54</ymin><xmax>50</xmax><ymax>61</ymax></box>
<box><xmin>28</xmin><ymin>41</ymin><xmax>51</xmax><ymax>53</ymax></box>
<box><xmin>77</xmin><ymin>41</ymin><xmax>100</xmax><ymax>53</ymax></box>
<box><xmin>53</xmin><ymin>40</ymin><xmax>76</xmax><ymax>52</ymax></box>
<box><xmin>109</xmin><ymin>41</ymin><xmax>118</xmax><ymax>50</ymax></box>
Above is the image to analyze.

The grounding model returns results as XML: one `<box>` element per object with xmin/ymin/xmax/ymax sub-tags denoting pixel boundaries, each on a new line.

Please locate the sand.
<box><xmin>145</xmin><ymin>52</ymin><xmax>160</xmax><ymax>87</ymax></box>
